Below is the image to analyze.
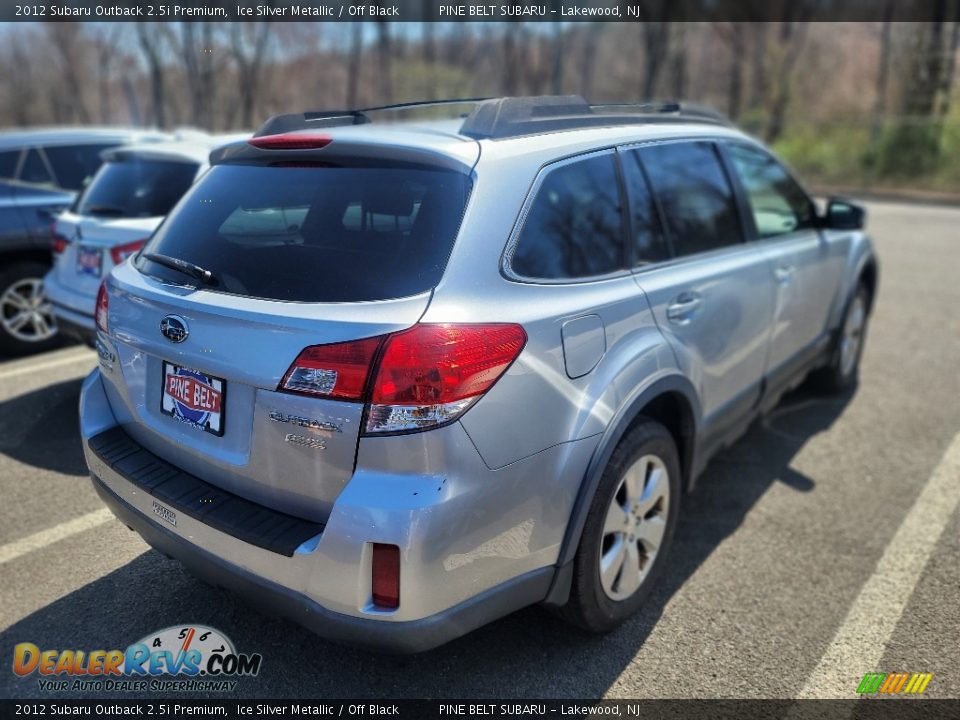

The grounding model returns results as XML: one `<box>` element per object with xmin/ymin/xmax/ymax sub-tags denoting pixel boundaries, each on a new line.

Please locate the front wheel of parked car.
<box><xmin>558</xmin><ymin>419</ymin><xmax>681</xmax><ymax>633</ymax></box>
<box><xmin>812</xmin><ymin>283</ymin><xmax>870</xmax><ymax>394</ymax></box>
<box><xmin>0</xmin><ymin>261</ymin><xmax>60</xmax><ymax>356</ymax></box>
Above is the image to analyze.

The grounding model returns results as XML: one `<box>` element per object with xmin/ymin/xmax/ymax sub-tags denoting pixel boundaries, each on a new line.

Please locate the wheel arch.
<box><xmin>544</xmin><ymin>373</ymin><xmax>701</xmax><ymax>606</ymax></box>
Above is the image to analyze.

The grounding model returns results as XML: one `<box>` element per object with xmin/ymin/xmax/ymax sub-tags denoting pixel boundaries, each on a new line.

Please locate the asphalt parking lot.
<box><xmin>1</xmin><ymin>200</ymin><xmax>958</xmax><ymax>700</ymax></box>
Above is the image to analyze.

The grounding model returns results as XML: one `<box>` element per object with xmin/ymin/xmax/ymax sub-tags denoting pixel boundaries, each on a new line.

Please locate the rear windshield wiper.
<box><xmin>143</xmin><ymin>253</ymin><xmax>219</xmax><ymax>286</ymax></box>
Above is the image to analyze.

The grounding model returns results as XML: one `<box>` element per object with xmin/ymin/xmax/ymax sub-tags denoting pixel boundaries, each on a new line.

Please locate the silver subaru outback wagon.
<box><xmin>80</xmin><ymin>96</ymin><xmax>877</xmax><ymax>652</ymax></box>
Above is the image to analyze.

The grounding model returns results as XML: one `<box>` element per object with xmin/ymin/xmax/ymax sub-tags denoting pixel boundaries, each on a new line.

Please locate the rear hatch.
<box><xmin>52</xmin><ymin>155</ymin><xmax>200</xmax><ymax>305</ymax></box>
<box><xmin>53</xmin><ymin>212</ymin><xmax>160</xmax><ymax>308</ymax></box>
<box><xmin>100</xmin><ymin>139</ymin><xmax>476</xmax><ymax>522</ymax></box>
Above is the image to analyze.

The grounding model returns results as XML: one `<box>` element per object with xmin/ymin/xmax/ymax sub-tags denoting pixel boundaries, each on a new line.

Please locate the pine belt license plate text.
<box><xmin>161</xmin><ymin>361</ymin><xmax>226</xmax><ymax>436</ymax></box>
<box><xmin>76</xmin><ymin>246</ymin><xmax>102</xmax><ymax>277</ymax></box>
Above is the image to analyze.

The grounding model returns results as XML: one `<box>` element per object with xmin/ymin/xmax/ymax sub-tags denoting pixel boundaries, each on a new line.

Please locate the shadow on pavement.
<box><xmin>0</xmin><ymin>377</ymin><xmax>88</xmax><ymax>476</ymax></box>
<box><xmin>1</xmin><ymin>384</ymin><xmax>854</xmax><ymax>699</ymax></box>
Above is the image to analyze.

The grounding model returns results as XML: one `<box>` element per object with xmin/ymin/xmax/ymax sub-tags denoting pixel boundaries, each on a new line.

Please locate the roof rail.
<box><xmin>253</xmin><ymin>98</ymin><xmax>492</xmax><ymax>138</ymax></box>
<box><xmin>253</xmin><ymin>96</ymin><xmax>731</xmax><ymax>140</ymax></box>
<box><xmin>459</xmin><ymin>95</ymin><xmax>731</xmax><ymax>140</ymax></box>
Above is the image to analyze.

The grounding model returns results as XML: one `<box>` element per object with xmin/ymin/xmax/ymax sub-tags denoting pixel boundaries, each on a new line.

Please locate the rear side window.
<box><xmin>639</xmin><ymin>141</ymin><xmax>742</xmax><ymax>258</ymax></box>
<box><xmin>0</xmin><ymin>150</ymin><xmax>19</xmax><ymax>179</ymax></box>
<box><xmin>136</xmin><ymin>163</ymin><xmax>471</xmax><ymax>303</ymax></box>
<box><xmin>19</xmin><ymin>149</ymin><xmax>54</xmax><ymax>187</ymax></box>
<box><xmin>511</xmin><ymin>153</ymin><xmax>624</xmax><ymax>280</ymax></box>
<box><xmin>76</xmin><ymin>158</ymin><xmax>199</xmax><ymax>218</ymax></box>
<box><xmin>44</xmin><ymin>144</ymin><xmax>115</xmax><ymax>191</ymax></box>
<box><xmin>726</xmin><ymin>143</ymin><xmax>815</xmax><ymax>238</ymax></box>
<box><xmin>621</xmin><ymin>151</ymin><xmax>670</xmax><ymax>266</ymax></box>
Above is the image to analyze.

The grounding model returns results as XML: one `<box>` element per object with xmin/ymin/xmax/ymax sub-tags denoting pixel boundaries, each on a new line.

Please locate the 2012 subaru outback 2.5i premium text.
<box><xmin>80</xmin><ymin>96</ymin><xmax>877</xmax><ymax>652</ymax></box>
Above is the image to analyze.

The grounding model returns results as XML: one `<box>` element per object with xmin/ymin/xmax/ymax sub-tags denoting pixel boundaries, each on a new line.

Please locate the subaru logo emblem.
<box><xmin>160</xmin><ymin>315</ymin><xmax>189</xmax><ymax>343</ymax></box>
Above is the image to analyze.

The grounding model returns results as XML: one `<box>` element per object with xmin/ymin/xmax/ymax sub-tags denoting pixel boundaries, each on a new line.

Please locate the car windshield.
<box><xmin>76</xmin><ymin>158</ymin><xmax>199</xmax><ymax>218</ymax></box>
<box><xmin>134</xmin><ymin>163</ymin><xmax>472</xmax><ymax>303</ymax></box>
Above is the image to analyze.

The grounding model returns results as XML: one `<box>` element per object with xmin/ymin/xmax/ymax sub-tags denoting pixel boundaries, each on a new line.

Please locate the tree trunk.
<box><xmin>579</xmin><ymin>24</ymin><xmax>602</xmax><ymax>100</ymax></box>
<box><xmin>375</xmin><ymin>18</ymin><xmax>393</xmax><ymax>102</ymax></box>
<box><xmin>871</xmin><ymin>1</ymin><xmax>895</xmax><ymax>143</ymax></box>
<box><xmin>347</xmin><ymin>22</ymin><xmax>362</xmax><ymax>107</ymax></box>
<box><xmin>137</xmin><ymin>22</ymin><xmax>166</xmax><ymax>128</ymax></box>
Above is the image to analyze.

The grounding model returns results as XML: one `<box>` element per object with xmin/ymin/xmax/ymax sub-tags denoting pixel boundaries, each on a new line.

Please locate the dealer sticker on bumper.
<box><xmin>152</xmin><ymin>500</ymin><xmax>177</xmax><ymax>527</ymax></box>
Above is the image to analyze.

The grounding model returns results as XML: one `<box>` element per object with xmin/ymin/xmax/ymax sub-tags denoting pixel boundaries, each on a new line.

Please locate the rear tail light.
<box><xmin>110</xmin><ymin>239</ymin><xmax>147</xmax><ymax>265</ymax></box>
<box><xmin>248</xmin><ymin>133</ymin><xmax>333</xmax><ymax>150</ymax></box>
<box><xmin>50</xmin><ymin>225</ymin><xmax>68</xmax><ymax>254</ymax></box>
<box><xmin>95</xmin><ymin>282</ymin><xmax>109</xmax><ymax>333</ymax></box>
<box><xmin>371</xmin><ymin>543</ymin><xmax>400</xmax><ymax>610</ymax></box>
<box><xmin>280</xmin><ymin>336</ymin><xmax>381</xmax><ymax>401</ymax></box>
<box><xmin>278</xmin><ymin>323</ymin><xmax>527</xmax><ymax>434</ymax></box>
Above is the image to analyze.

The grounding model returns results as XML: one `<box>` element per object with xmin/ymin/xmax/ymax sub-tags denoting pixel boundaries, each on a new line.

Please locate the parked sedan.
<box><xmin>0</xmin><ymin>128</ymin><xmax>169</xmax><ymax>354</ymax></box>
<box><xmin>45</xmin><ymin>136</ymin><xmax>244</xmax><ymax>346</ymax></box>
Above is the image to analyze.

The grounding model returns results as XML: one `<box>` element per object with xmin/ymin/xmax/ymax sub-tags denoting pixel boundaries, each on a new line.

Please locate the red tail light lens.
<box><xmin>371</xmin><ymin>543</ymin><xmax>400</xmax><ymax>610</ymax></box>
<box><xmin>110</xmin><ymin>239</ymin><xmax>147</xmax><ymax>265</ymax></box>
<box><xmin>248</xmin><ymin>133</ymin><xmax>333</xmax><ymax>150</ymax></box>
<box><xmin>280</xmin><ymin>336</ymin><xmax>382</xmax><ymax>401</ymax></box>
<box><xmin>366</xmin><ymin>324</ymin><xmax>526</xmax><ymax>433</ymax></box>
<box><xmin>95</xmin><ymin>282</ymin><xmax>109</xmax><ymax>333</ymax></box>
<box><xmin>278</xmin><ymin>324</ymin><xmax>526</xmax><ymax>433</ymax></box>
<box><xmin>50</xmin><ymin>224</ymin><xmax>68</xmax><ymax>254</ymax></box>
<box><xmin>371</xmin><ymin>324</ymin><xmax>526</xmax><ymax>404</ymax></box>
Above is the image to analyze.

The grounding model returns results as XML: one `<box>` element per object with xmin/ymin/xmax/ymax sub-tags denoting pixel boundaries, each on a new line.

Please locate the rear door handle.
<box><xmin>775</xmin><ymin>265</ymin><xmax>795</xmax><ymax>284</ymax></box>
<box><xmin>666</xmin><ymin>292</ymin><xmax>702</xmax><ymax>325</ymax></box>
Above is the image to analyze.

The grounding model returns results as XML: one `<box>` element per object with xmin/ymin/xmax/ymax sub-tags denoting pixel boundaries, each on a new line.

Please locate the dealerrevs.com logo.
<box><xmin>12</xmin><ymin>625</ymin><xmax>262</xmax><ymax>692</ymax></box>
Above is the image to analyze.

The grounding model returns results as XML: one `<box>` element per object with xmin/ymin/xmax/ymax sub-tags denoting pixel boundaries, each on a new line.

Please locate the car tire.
<box><xmin>557</xmin><ymin>418</ymin><xmax>681</xmax><ymax>633</ymax></box>
<box><xmin>812</xmin><ymin>283</ymin><xmax>870</xmax><ymax>394</ymax></box>
<box><xmin>0</xmin><ymin>261</ymin><xmax>61</xmax><ymax>356</ymax></box>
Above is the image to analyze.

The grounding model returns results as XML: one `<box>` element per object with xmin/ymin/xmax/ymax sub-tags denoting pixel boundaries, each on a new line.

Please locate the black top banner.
<box><xmin>1</xmin><ymin>0</ymin><xmax>956</xmax><ymax>23</ymax></box>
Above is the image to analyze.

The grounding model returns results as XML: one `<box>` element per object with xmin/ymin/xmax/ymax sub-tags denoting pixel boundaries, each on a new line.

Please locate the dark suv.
<box><xmin>0</xmin><ymin>128</ymin><xmax>168</xmax><ymax>354</ymax></box>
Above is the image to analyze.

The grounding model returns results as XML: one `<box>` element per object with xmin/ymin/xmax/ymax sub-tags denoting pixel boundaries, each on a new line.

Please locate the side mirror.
<box><xmin>821</xmin><ymin>198</ymin><xmax>865</xmax><ymax>231</ymax></box>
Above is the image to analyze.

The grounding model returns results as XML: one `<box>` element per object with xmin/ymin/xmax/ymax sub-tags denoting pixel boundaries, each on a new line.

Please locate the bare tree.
<box><xmin>175</xmin><ymin>23</ymin><xmax>219</xmax><ymax>129</ymax></box>
<box><xmin>375</xmin><ymin>17</ymin><xmax>393</xmax><ymax>101</ymax></box>
<box><xmin>47</xmin><ymin>23</ymin><xmax>92</xmax><ymax>124</ymax></box>
<box><xmin>579</xmin><ymin>24</ymin><xmax>603</xmax><ymax>99</ymax></box>
<box><xmin>137</xmin><ymin>22</ymin><xmax>168</xmax><ymax>128</ymax></box>
<box><xmin>229</xmin><ymin>21</ymin><xmax>272</xmax><ymax>129</ymax></box>
<box><xmin>871</xmin><ymin>1</ymin><xmax>896</xmax><ymax>143</ymax></box>
<box><xmin>764</xmin><ymin>8</ymin><xmax>814</xmax><ymax>143</ymax></box>
<box><xmin>346</xmin><ymin>22</ymin><xmax>363</xmax><ymax>107</ymax></box>
<box><xmin>713</xmin><ymin>23</ymin><xmax>746</xmax><ymax>120</ymax></box>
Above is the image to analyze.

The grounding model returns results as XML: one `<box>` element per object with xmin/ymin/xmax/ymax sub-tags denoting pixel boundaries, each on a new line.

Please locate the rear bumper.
<box><xmin>79</xmin><ymin>368</ymin><xmax>591</xmax><ymax>651</ymax></box>
<box><xmin>91</xmin><ymin>471</ymin><xmax>551</xmax><ymax>653</ymax></box>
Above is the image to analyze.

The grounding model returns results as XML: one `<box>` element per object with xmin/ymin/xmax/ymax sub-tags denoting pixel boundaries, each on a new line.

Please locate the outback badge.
<box><xmin>160</xmin><ymin>315</ymin><xmax>189</xmax><ymax>343</ymax></box>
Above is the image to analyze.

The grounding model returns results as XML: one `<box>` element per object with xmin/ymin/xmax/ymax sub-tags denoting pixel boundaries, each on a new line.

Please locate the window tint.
<box><xmin>19</xmin><ymin>149</ymin><xmax>54</xmax><ymax>187</ymax></box>
<box><xmin>621</xmin><ymin>151</ymin><xmax>670</xmax><ymax>266</ymax></box>
<box><xmin>640</xmin><ymin>142</ymin><xmax>742</xmax><ymax>257</ymax></box>
<box><xmin>44</xmin><ymin>144</ymin><xmax>115</xmax><ymax>191</ymax></box>
<box><xmin>76</xmin><ymin>158</ymin><xmax>199</xmax><ymax>218</ymax></box>
<box><xmin>726</xmin><ymin>143</ymin><xmax>815</xmax><ymax>238</ymax></box>
<box><xmin>511</xmin><ymin>153</ymin><xmax>624</xmax><ymax>279</ymax></box>
<box><xmin>136</xmin><ymin>163</ymin><xmax>471</xmax><ymax>303</ymax></box>
<box><xmin>0</xmin><ymin>151</ymin><xmax>19</xmax><ymax>179</ymax></box>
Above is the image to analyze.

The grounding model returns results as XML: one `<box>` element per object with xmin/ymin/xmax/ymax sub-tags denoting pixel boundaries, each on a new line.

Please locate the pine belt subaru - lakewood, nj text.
<box><xmin>79</xmin><ymin>96</ymin><xmax>877</xmax><ymax>652</ymax></box>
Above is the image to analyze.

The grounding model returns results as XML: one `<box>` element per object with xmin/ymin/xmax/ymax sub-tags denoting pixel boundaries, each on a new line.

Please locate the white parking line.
<box><xmin>797</xmin><ymin>430</ymin><xmax>960</xmax><ymax>698</ymax></box>
<box><xmin>0</xmin><ymin>508</ymin><xmax>114</xmax><ymax>565</ymax></box>
<box><xmin>0</xmin><ymin>349</ymin><xmax>95</xmax><ymax>381</ymax></box>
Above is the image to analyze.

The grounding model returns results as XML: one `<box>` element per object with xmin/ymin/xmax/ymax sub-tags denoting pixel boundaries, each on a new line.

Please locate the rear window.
<box><xmin>76</xmin><ymin>158</ymin><xmax>199</xmax><ymax>218</ymax></box>
<box><xmin>136</xmin><ymin>163</ymin><xmax>472</xmax><ymax>303</ymax></box>
<box><xmin>44</xmin><ymin>144</ymin><xmax>115</xmax><ymax>191</ymax></box>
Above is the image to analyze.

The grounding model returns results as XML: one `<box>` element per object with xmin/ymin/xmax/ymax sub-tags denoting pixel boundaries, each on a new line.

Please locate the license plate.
<box><xmin>160</xmin><ymin>361</ymin><xmax>226</xmax><ymax>436</ymax></box>
<box><xmin>76</xmin><ymin>246</ymin><xmax>102</xmax><ymax>277</ymax></box>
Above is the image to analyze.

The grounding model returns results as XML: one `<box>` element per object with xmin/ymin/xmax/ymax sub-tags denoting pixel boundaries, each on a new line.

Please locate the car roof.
<box><xmin>0</xmin><ymin>127</ymin><xmax>172</xmax><ymax>151</ymax></box>
<box><xmin>226</xmin><ymin>116</ymin><xmax>753</xmax><ymax>170</ymax></box>
<box><xmin>102</xmin><ymin>133</ymin><xmax>252</xmax><ymax>165</ymax></box>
